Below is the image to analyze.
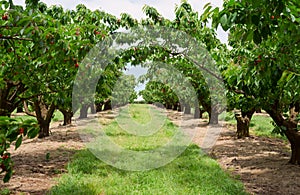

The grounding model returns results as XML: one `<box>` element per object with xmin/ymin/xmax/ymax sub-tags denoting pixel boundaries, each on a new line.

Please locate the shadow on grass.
<box><xmin>48</xmin><ymin>144</ymin><xmax>248</xmax><ymax>195</ymax></box>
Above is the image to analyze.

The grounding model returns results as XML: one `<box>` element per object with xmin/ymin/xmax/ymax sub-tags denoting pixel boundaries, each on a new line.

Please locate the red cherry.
<box><xmin>75</xmin><ymin>63</ymin><xmax>79</xmax><ymax>68</ymax></box>
<box><xmin>2</xmin><ymin>15</ymin><xmax>8</xmax><ymax>21</ymax></box>
<box><xmin>2</xmin><ymin>154</ymin><xmax>9</xmax><ymax>160</ymax></box>
<box><xmin>271</xmin><ymin>15</ymin><xmax>275</xmax><ymax>19</ymax></box>
<box><xmin>19</xmin><ymin>127</ymin><xmax>24</xmax><ymax>134</ymax></box>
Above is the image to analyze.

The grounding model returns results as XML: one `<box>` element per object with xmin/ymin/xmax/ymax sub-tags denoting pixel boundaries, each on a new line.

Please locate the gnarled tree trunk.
<box><xmin>166</xmin><ymin>104</ymin><xmax>172</xmax><ymax>110</ymax></box>
<box><xmin>194</xmin><ymin>103</ymin><xmax>200</xmax><ymax>119</ymax></box>
<box><xmin>208</xmin><ymin>111</ymin><xmax>218</xmax><ymax>125</ymax></box>
<box><xmin>33</xmin><ymin>98</ymin><xmax>55</xmax><ymax>138</ymax></box>
<box><xmin>0</xmin><ymin>82</ymin><xmax>27</xmax><ymax>117</ymax></box>
<box><xmin>173</xmin><ymin>103</ymin><xmax>178</xmax><ymax>111</ymax></box>
<box><xmin>177</xmin><ymin>103</ymin><xmax>182</xmax><ymax>112</ymax></box>
<box><xmin>59</xmin><ymin>108</ymin><xmax>73</xmax><ymax>126</ymax></box>
<box><xmin>266</xmin><ymin>106</ymin><xmax>300</xmax><ymax>164</ymax></box>
<box><xmin>96</xmin><ymin>102</ymin><xmax>103</xmax><ymax>112</ymax></box>
<box><xmin>90</xmin><ymin>103</ymin><xmax>96</xmax><ymax>114</ymax></box>
<box><xmin>79</xmin><ymin>104</ymin><xmax>89</xmax><ymax>119</ymax></box>
<box><xmin>103</xmin><ymin>99</ymin><xmax>112</xmax><ymax>111</ymax></box>
<box><xmin>184</xmin><ymin>103</ymin><xmax>191</xmax><ymax>114</ymax></box>
<box><xmin>235</xmin><ymin>109</ymin><xmax>255</xmax><ymax>139</ymax></box>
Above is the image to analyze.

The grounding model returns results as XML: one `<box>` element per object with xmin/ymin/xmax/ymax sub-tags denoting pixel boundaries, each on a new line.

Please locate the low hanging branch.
<box><xmin>0</xmin><ymin>36</ymin><xmax>32</xmax><ymax>41</ymax></box>
<box><xmin>23</xmin><ymin>100</ymin><xmax>36</xmax><ymax>117</ymax></box>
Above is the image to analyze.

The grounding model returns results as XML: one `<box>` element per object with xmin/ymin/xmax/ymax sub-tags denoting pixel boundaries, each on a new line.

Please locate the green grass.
<box><xmin>0</xmin><ymin>188</ymin><xmax>10</xmax><ymax>195</ymax></box>
<box><xmin>48</xmin><ymin>104</ymin><xmax>247</xmax><ymax>195</ymax></box>
<box><xmin>52</xmin><ymin>110</ymin><xmax>64</xmax><ymax>122</ymax></box>
<box><xmin>102</xmin><ymin>120</ymin><xmax>176</xmax><ymax>150</ymax></box>
<box><xmin>11</xmin><ymin>110</ymin><xmax>64</xmax><ymax>123</ymax></box>
<box><xmin>48</xmin><ymin>146</ymin><xmax>247</xmax><ymax>195</ymax></box>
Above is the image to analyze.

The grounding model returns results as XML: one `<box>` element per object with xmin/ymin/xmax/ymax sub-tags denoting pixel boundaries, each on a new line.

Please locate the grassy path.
<box><xmin>48</xmin><ymin>104</ymin><xmax>247</xmax><ymax>195</ymax></box>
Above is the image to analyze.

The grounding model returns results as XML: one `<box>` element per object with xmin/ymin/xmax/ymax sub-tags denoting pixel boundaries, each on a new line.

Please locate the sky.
<box><xmin>13</xmin><ymin>0</ymin><xmax>227</xmax><ymax>101</ymax></box>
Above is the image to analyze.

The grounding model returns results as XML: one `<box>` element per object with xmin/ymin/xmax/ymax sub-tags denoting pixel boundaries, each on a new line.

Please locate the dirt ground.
<box><xmin>1</xmin><ymin>109</ymin><xmax>300</xmax><ymax>195</ymax></box>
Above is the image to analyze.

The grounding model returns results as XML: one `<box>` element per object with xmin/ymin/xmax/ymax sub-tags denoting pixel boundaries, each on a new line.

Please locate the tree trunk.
<box><xmin>33</xmin><ymin>98</ymin><xmax>56</xmax><ymax>138</ymax></box>
<box><xmin>90</xmin><ymin>103</ymin><xmax>96</xmax><ymax>114</ymax></box>
<box><xmin>255</xmin><ymin>108</ymin><xmax>262</xmax><ymax>113</ymax></box>
<box><xmin>59</xmin><ymin>109</ymin><xmax>73</xmax><ymax>126</ymax></box>
<box><xmin>285</xmin><ymin>125</ymin><xmax>300</xmax><ymax>164</ymax></box>
<box><xmin>208</xmin><ymin>111</ymin><xmax>218</xmax><ymax>125</ymax></box>
<box><xmin>235</xmin><ymin>109</ymin><xmax>255</xmax><ymax>139</ymax></box>
<box><xmin>16</xmin><ymin>104</ymin><xmax>23</xmax><ymax>113</ymax></box>
<box><xmin>166</xmin><ymin>104</ymin><xmax>172</xmax><ymax>110</ymax></box>
<box><xmin>0</xmin><ymin>82</ymin><xmax>27</xmax><ymax>117</ymax></box>
<box><xmin>177</xmin><ymin>103</ymin><xmax>182</xmax><ymax>112</ymax></box>
<box><xmin>39</xmin><ymin>121</ymin><xmax>50</xmax><ymax>138</ymax></box>
<box><xmin>235</xmin><ymin>114</ymin><xmax>250</xmax><ymax>138</ymax></box>
<box><xmin>103</xmin><ymin>99</ymin><xmax>112</xmax><ymax>111</ymax></box>
<box><xmin>199</xmin><ymin>110</ymin><xmax>203</xmax><ymax>118</ymax></box>
<box><xmin>96</xmin><ymin>102</ymin><xmax>103</xmax><ymax>112</ymax></box>
<box><xmin>194</xmin><ymin>106</ymin><xmax>200</xmax><ymax>119</ymax></box>
<box><xmin>184</xmin><ymin>103</ymin><xmax>191</xmax><ymax>114</ymax></box>
<box><xmin>79</xmin><ymin>104</ymin><xmax>89</xmax><ymax>119</ymax></box>
<box><xmin>208</xmin><ymin>105</ymin><xmax>221</xmax><ymax>125</ymax></box>
<box><xmin>173</xmin><ymin>103</ymin><xmax>178</xmax><ymax>111</ymax></box>
<box><xmin>266</xmin><ymin>107</ymin><xmax>300</xmax><ymax>164</ymax></box>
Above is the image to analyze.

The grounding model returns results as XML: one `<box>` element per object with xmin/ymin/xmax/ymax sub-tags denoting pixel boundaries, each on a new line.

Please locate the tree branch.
<box><xmin>0</xmin><ymin>36</ymin><xmax>32</xmax><ymax>41</ymax></box>
<box><xmin>23</xmin><ymin>100</ymin><xmax>36</xmax><ymax>117</ymax></box>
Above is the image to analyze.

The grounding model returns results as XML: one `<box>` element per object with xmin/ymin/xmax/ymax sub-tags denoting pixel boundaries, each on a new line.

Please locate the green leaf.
<box><xmin>253</xmin><ymin>29</ymin><xmax>262</xmax><ymax>44</ymax></box>
<box><xmin>3</xmin><ymin>170</ymin><xmax>12</xmax><ymax>183</ymax></box>
<box><xmin>251</xmin><ymin>15</ymin><xmax>260</xmax><ymax>26</ymax></box>
<box><xmin>220</xmin><ymin>13</ymin><xmax>228</xmax><ymax>30</ymax></box>
<box><xmin>261</xmin><ymin>26</ymin><xmax>271</xmax><ymax>39</ymax></box>
<box><xmin>15</xmin><ymin>136</ymin><xmax>22</xmax><ymax>150</ymax></box>
<box><xmin>27</xmin><ymin>127</ymin><xmax>39</xmax><ymax>139</ymax></box>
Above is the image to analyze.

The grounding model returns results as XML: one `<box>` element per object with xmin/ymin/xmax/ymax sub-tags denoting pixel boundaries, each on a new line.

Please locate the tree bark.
<box><xmin>266</xmin><ymin>107</ymin><xmax>300</xmax><ymax>164</ymax></box>
<box><xmin>33</xmin><ymin>98</ymin><xmax>55</xmax><ymax>138</ymax></box>
<box><xmin>0</xmin><ymin>82</ymin><xmax>27</xmax><ymax>117</ymax></box>
<box><xmin>59</xmin><ymin>108</ymin><xmax>73</xmax><ymax>126</ymax></box>
<box><xmin>235</xmin><ymin>109</ymin><xmax>255</xmax><ymax>139</ymax></box>
<box><xmin>16</xmin><ymin>104</ymin><xmax>23</xmax><ymax>113</ymax></box>
<box><xmin>96</xmin><ymin>102</ymin><xmax>103</xmax><ymax>112</ymax></box>
<box><xmin>166</xmin><ymin>104</ymin><xmax>172</xmax><ymax>110</ymax></box>
<box><xmin>208</xmin><ymin>111</ymin><xmax>218</xmax><ymax>125</ymax></box>
<box><xmin>194</xmin><ymin>106</ymin><xmax>200</xmax><ymax>119</ymax></box>
<box><xmin>184</xmin><ymin>103</ymin><xmax>191</xmax><ymax>114</ymax></box>
<box><xmin>90</xmin><ymin>103</ymin><xmax>96</xmax><ymax>114</ymax></box>
<box><xmin>39</xmin><ymin>121</ymin><xmax>50</xmax><ymax>138</ymax></box>
<box><xmin>103</xmin><ymin>99</ymin><xmax>112</xmax><ymax>111</ymax></box>
<box><xmin>177</xmin><ymin>103</ymin><xmax>182</xmax><ymax>112</ymax></box>
<box><xmin>79</xmin><ymin>104</ymin><xmax>89</xmax><ymax>119</ymax></box>
<box><xmin>173</xmin><ymin>103</ymin><xmax>178</xmax><ymax>111</ymax></box>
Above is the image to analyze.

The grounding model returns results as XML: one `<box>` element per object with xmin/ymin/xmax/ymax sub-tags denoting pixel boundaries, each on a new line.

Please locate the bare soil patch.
<box><xmin>1</xmin><ymin>109</ymin><xmax>300</xmax><ymax>195</ymax></box>
<box><xmin>0</xmin><ymin>122</ymin><xmax>85</xmax><ymax>195</ymax></box>
<box><xmin>210</xmin><ymin>124</ymin><xmax>300</xmax><ymax>195</ymax></box>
